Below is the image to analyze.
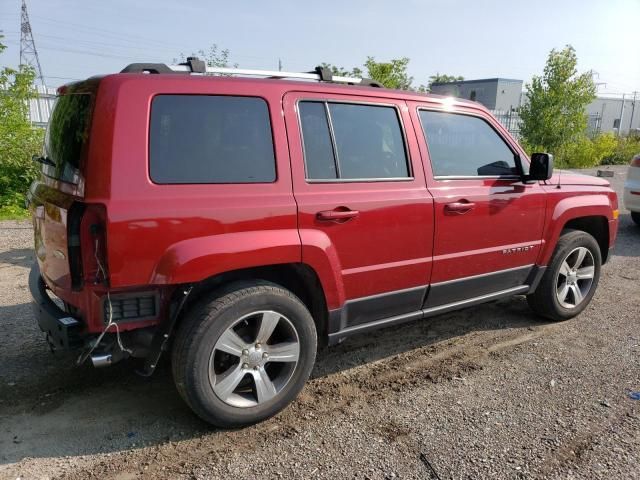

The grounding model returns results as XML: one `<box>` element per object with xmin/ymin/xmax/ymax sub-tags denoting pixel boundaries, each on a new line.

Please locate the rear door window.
<box><xmin>44</xmin><ymin>93</ymin><xmax>92</xmax><ymax>183</ymax></box>
<box><xmin>419</xmin><ymin>110</ymin><xmax>518</xmax><ymax>177</ymax></box>
<box><xmin>299</xmin><ymin>101</ymin><xmax>410</xmax><ymax>181</ymax></box>
<box><xmin>149</xmin><ymin>95</ymin><xmax>276</xmax><ymax>184</ymax></box>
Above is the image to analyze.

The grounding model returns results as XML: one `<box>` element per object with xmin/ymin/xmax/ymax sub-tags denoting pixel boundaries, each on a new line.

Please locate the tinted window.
<box><xmin>299</xmin><ymin>101</ymin><xmax>410</xmax><ymax>180</ymax></box>
<box><xmin>299</xmin><ymin>102</ymin><xmax>337</xmax><ymax>179</ymax></box>
<box><xmin>329</xmin><ymin>103</ymin><xmax>409</xmax><ymax>179</ymax></box>
<box><xmin>44</xmin><ymin>93</ymin><xmax>92</xmax><ymax>183</ymax></box>
<box><xmin>150</xmin><ymin>95</ymin><xmax>276</xmax><ymax>184</ymax></box>
<box><xmin>419</xmin><ymin>110</ymin><xmax>517</xmax><ymax>177</ymax></box>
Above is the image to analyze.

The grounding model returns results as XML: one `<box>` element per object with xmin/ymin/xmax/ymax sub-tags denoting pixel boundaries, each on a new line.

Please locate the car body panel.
<box><xmin>538</xmin><ymin>187</ymin><xmax>618</xmax><ymax>264</ymax></box>
<box><xmin>623</xmin><ymin>163</ymin><xmax>640</xmax><ymax>212</ymax></box>
<box><xmin>407</xmin><ymin>101</ymin><xmax>547</xmax><ymax>287</ymax></box>
<box><xmin>283</xmin><ymin>91</ymin><xmax>434</xmax><ymax>311</ymax></box>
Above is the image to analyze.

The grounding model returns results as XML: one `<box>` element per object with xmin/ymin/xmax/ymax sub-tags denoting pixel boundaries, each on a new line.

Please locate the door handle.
<box><xmin>444</xmin><ymin>201</ymin><xmax>475</xmax><ymax>214</ymax></box>
<box><xmin>316</xmin><ymin>209</ymin><xmax>360</xmax><ymax>222</ymax></box>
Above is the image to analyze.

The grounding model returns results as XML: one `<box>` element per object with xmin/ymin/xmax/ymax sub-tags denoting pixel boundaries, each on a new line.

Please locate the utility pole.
<box><xmin>630</xmin><ymin>91</ymin><xmax>638</xmax><ymax>133</ymax></box>
<box><xmin>19</xmin><ymin>0</ymin><xmax>45</xmax><ymax>85</ymax></box>
<box><xmin>617</xmin><ymin>93</ymin><xmax>626</xmax><ymax>136</ymax></box>
<box><xmin>278</xmin><ymin>58</ymin><xmax>282</xmax><ymax>72</ymax></box>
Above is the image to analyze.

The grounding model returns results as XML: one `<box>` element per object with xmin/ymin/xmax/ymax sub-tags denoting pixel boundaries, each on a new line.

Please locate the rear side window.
<box><xmin>299</xmin><ymin>101</ymin><xmax>410</xmax><ymax>181</ymax></box>
<box><xmin>299</xmin><ymin>102</ymin><xmax>337</xmax><ymax>179</ymax></box>
<box><xmin>150</xmin><ymin>95</ymin><xmax>276</xmax><ymax>184</ymax></box>
<box><xmin>44</xmin><ymin>93</ymin><xmax>92</xmax><ymax>183</ymax></box>
<box><xmin>419</xmin><ymin>110</ymin><xmax>517</xmax><ymax>177</ymax></box>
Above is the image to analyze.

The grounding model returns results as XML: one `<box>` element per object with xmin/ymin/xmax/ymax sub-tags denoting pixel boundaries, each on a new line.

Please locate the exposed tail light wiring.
<box><xmin>76</xmin><ymin>238</ymin><xmax>132</xmax><ymax>365</ymax></box>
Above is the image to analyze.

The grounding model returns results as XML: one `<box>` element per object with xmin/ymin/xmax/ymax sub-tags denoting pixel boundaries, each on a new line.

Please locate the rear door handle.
<box><xmin>444</xmin><ymin>201</ymin><xmax>476</xmax><ymax>214</ymax></box>
<box><xmin>316</xmin><ymin>209</ymin><xmax>360</xmax><ymax>222</ymax></box>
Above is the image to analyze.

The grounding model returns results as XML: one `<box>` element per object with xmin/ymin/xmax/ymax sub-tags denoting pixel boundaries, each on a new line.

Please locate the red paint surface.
<box><xmin>29</xmin><ymin>74</ymin><xmax>619</xmax><ymax>334</ymax></box>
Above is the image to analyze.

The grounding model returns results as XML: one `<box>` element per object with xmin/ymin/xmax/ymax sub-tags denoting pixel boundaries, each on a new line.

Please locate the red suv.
<box><xmin>28</xmin><ymin>60</ymin><xmax>619</xmax><ymax>427</ymax></box>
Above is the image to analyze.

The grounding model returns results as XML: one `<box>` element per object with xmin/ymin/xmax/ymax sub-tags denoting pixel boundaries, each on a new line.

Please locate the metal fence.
<box><xmin>28</xmin><ymin>85</ymin><xmax>57</xmax><ymax>128</ymax></box>
<box><xmin>490</xmin><ymin>110</ymin><xmax>522</xmax><ymax>138</ymax></box>
<box><xmin>490</xmin><ymin>109</ymin><xmax>604</xmax><ymax>139</ymax></box>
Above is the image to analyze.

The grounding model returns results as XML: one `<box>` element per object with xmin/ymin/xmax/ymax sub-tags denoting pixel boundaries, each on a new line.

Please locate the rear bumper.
<box><xmin>29</xmin><ymin>263</ymin><xmax>84</xmax><ymax>351</ymax></box>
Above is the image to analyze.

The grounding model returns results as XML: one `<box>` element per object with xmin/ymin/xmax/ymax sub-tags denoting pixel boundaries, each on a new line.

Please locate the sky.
<box><xmin>0</xmin><ymin>0</ymin><xmax>639</xmax><ymax>96</ymax></box>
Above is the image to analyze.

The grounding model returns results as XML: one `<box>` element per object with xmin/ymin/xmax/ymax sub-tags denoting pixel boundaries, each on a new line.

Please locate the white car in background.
<box><xmin>624</xmin><ymin>154</ymin><xmax>640</xmax><ymax>226</ymax></box>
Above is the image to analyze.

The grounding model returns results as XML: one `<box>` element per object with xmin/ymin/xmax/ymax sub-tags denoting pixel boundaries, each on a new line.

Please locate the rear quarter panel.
<box><xmin>88</xmin><ymin>75</ymin><xmax>301</xmax><ymax>289</ymax></box>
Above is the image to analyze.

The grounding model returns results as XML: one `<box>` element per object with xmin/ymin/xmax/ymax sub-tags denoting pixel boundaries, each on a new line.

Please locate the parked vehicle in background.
<box><xmin>623</xmin><ymin>154</ymin><xmax>640</xmax><ymax>226</ymax></box>
<box><xmin>27</xmin><ymin>59</ymin><xmax>619</xmax><ymax>428</ymax></box>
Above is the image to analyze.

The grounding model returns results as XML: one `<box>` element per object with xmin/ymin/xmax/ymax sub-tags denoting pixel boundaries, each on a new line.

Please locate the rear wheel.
<box><xmin>172</xmin><ymin>282</ymin><xmax>317</xmax><ymax>428</ymax></box>
<box><xmin>631</xmin><ymin>212</ymin><xmax>640</xmax><ymax>226</ymax></box>
<box><xmin>527</xmin><ymin>229</ymin><xmax>601</xmax><ymax>321</ymax></box>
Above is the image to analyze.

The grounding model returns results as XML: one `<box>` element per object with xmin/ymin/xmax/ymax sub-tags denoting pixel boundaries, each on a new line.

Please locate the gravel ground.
<box><xmin>0</xmin><ymin>165</ymin><xmax>638</xmax><ymax>480</ymax></box>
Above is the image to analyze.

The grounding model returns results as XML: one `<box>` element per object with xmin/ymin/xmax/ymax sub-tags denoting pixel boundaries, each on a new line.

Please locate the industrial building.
<box><xmin>430</xmin><ymin>77</ymin><xmax>638</xmax><ymax>136</ymax></box>
<box><xmin>429</xmin><ymin>78</ymin><xmax>523</xmax><ymax>111</ymax></box>
<box><xmin>586</xmin><ymin>96</ymin><xmax>640</xmax><ymax>135</ymax></box>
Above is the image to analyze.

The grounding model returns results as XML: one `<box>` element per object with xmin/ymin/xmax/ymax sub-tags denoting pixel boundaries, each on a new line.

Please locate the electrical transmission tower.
<box><xmin>20</xmin><ymin>0</ymin><xmax>45</xmax><ymax>85</ymax></box>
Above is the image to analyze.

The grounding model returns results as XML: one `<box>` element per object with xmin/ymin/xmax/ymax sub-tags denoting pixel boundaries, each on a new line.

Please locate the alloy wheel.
<box><xmin>208</xmin><ymin>311</ymin><xmax>300</xmax><ymax>408</ymax></box>
<box><xmin>555</xmin><ymin>246</ymin><xmax>595</xmax><ymax>309</ymax></box>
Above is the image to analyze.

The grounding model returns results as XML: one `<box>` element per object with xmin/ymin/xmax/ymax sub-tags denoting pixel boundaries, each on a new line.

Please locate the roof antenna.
<box><xmin>556</xmin><ymin>168</ymin><xmax>561</xmax><ymax>189</ymax></box>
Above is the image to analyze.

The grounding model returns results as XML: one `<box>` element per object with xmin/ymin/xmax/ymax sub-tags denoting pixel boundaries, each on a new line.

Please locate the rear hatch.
<box><xmin>28</xmin><ymin>83</ymin><xmax>94</xmax><ymax>290</ymax></box>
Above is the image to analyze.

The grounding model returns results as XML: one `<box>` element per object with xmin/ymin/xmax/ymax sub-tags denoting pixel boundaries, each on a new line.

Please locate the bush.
<box><xmin>0</xmin><ymin>124</ymin><xmax>43</xmax><ymax>217</ymax></box>
<box><xmin>601</xmin><ymin>135</ymin><xmax>640</xmax><ymax>165</ymax></box>
<box><xmin>0</xmin><ymin>38</ymin><xmax>44</xmax><ymax>219</ymax></box>
<box><xmin>555</xmin><ymin>133</ymin><xmax>617</xmax><ymax>168</ymax></box>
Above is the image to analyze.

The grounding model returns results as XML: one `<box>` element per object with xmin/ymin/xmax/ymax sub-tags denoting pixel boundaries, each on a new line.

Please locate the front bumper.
<box><xmin>29</xmin><ymin>263</ymin><xmax>84</xmax><ymax>351</ymax></box>
<box><xmin>624</xmin><ymin>176</ymin><xmax>640</xmax><ymax>213</ymax></box>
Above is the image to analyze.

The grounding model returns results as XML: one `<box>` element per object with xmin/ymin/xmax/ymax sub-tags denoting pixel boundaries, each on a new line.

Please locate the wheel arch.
<box><xmin>540</xmin><ymin>196</ymin><xmax>614</xmax><ymax>265</ymax></box>
<box><xmin>184</xmin><ymin>263</ymin><xmax>330</xmax><ymax>345</ymax></box>
<box><xmin>562</xmin><ymin>216</ymin><xmax>609</xmax><ymax>263</ymax></box>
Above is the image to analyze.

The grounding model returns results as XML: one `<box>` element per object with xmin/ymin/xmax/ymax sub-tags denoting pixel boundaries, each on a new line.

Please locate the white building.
<box><xmin>28</xmin><ymin>85</ymin><xmax>57</xmax><ymax>128</ymax></box>
<box><xmin>586</xmin><ymin>96</ymin><xmax>640</xmax><ymax>135</ymax></box>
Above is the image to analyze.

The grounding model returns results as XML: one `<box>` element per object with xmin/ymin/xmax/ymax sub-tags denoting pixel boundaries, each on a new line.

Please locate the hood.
<box><xmin>548</xmin><ymin>170</ymin><xmax>610</xmax><ymax>187</ymax></box>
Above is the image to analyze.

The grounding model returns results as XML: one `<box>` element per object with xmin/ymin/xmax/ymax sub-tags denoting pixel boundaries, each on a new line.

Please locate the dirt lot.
<box><xmin>1</xmin><ymin>165</ymin><xmax>638</xmax><ymax>480</ymax></box>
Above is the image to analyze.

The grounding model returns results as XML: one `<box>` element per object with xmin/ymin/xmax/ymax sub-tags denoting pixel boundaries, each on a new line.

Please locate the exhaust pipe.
<box><xmin>91</xmin><ymin>353</ymin><xmax>113</xmax><ymax>368</ymax></box>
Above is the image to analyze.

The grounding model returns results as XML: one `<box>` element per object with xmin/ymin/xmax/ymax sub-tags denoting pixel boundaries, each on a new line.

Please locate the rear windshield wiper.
<box><xmin>32</xmin><ymin>155</ymin><xmax>56</xmax><ymax>167</ymax></box>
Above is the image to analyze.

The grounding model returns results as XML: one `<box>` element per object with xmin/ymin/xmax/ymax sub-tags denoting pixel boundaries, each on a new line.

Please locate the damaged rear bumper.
<box><xmin>29</xmin><ymin>263</ymin><xmax>84</xmax><ymax>351</ymax></box>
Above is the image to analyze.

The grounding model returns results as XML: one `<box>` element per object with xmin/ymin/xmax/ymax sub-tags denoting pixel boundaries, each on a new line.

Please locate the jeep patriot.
<box><xmin>28</xmin><ymin>59</ymin><xmax>619</xmax><ymax>427</ymax></box>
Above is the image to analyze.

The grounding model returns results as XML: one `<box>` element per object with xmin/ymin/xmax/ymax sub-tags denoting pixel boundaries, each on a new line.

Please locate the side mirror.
<box><xmin>528</xmin><ymin>153</ymin><xmax>554</xmax><ymax>181</ymax></box>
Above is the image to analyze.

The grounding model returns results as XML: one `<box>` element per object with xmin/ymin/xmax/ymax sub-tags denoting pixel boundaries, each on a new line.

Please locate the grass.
<box><xmin>0</xmin><ymin>205</ymin><xmax>30</xmax><ymax>221</ymax></box>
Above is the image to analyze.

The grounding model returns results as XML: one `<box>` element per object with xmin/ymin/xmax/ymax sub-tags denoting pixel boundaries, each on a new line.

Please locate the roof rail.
<box><xmin>120</xmin><ymin>57</ymin><xmax>383</xmax><ymax>88</ymax></box>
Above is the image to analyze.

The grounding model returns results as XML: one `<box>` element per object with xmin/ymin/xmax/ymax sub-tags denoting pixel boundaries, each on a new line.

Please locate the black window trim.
<box><xmin>296</xmin><ymin>98</ymin><xmax>414</xmax><ymax>183</ymax></box>
<box><xmin>148</xmin><ymin>93</ymin><xmax>278</xmax><ymax>185</ymax></box>
<box><xmin>416</xmin><ymin>107</ymin><xmax>523</xmax><ymax>181</ymax></box>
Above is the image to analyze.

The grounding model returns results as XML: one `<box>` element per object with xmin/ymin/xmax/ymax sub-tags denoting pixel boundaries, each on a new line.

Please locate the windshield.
<box><xmin>43</xmin><ymin>93</ymin><xmax>92</xmax><ymax>183</ymax></box>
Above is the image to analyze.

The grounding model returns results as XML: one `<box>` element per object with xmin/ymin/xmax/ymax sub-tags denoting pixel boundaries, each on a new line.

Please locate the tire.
<box><xmin>632</xmin><ymin>212</ymin><xmax>640</xmax><ymax>226</ymax></box>
<box><xmin>527</xmin><ymin>229</ymin><xmax>601</xmax><ymax>321</ymax></box>
<box><xmin>172</xmin><ymin>281</ymin><xmax>317</xmax><ymax>428</ymax></box>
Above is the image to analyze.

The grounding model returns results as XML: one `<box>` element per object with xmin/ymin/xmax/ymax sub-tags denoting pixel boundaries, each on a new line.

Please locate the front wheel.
<box><xmin>631</xmin><ymin>212</ymin><xmax>640</xmax><ymax>226</ymax></box>
<box><xmin>172</xmin><ymin>282</ymin><xmax>317</xmax><ymax>428</ymax></box>
<box><xmin>527</xmin><ymin>229</ymin><xmax>601</xmax><ymax>321</ymax></box>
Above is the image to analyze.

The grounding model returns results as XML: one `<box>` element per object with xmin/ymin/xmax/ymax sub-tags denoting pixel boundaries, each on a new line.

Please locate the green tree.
<box><xmin>175</xmin><ymin>44</ymin><xmax>237</xmax><ymax>68</ymax></box>
<box><xmin>427</xmin><ymin>73</ymin><xmax>464</xmax><ymax>89</ymax></box>
<box><xmin>319</xmin><ymin>63</ymin><xmax>363</xmax><ymax>78</ymax></box>
<box><xmin>321</xmin><ymin>57</ymin><xmax>414</xmax><ymax>90</ymax></box>
<box><xmin>363</xmin><ymin>57</ymin><xmax>413</xmax><ymax>90</ymax></box>
<box><xmin>0</xmin><ymin>36</ymin><xmax>44</xmax><ymax>218</ymax></box>
<box><xmin>519</xmin><ymin>45</ymin><xmax>596</xmax><ymax>154</ymax></box>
